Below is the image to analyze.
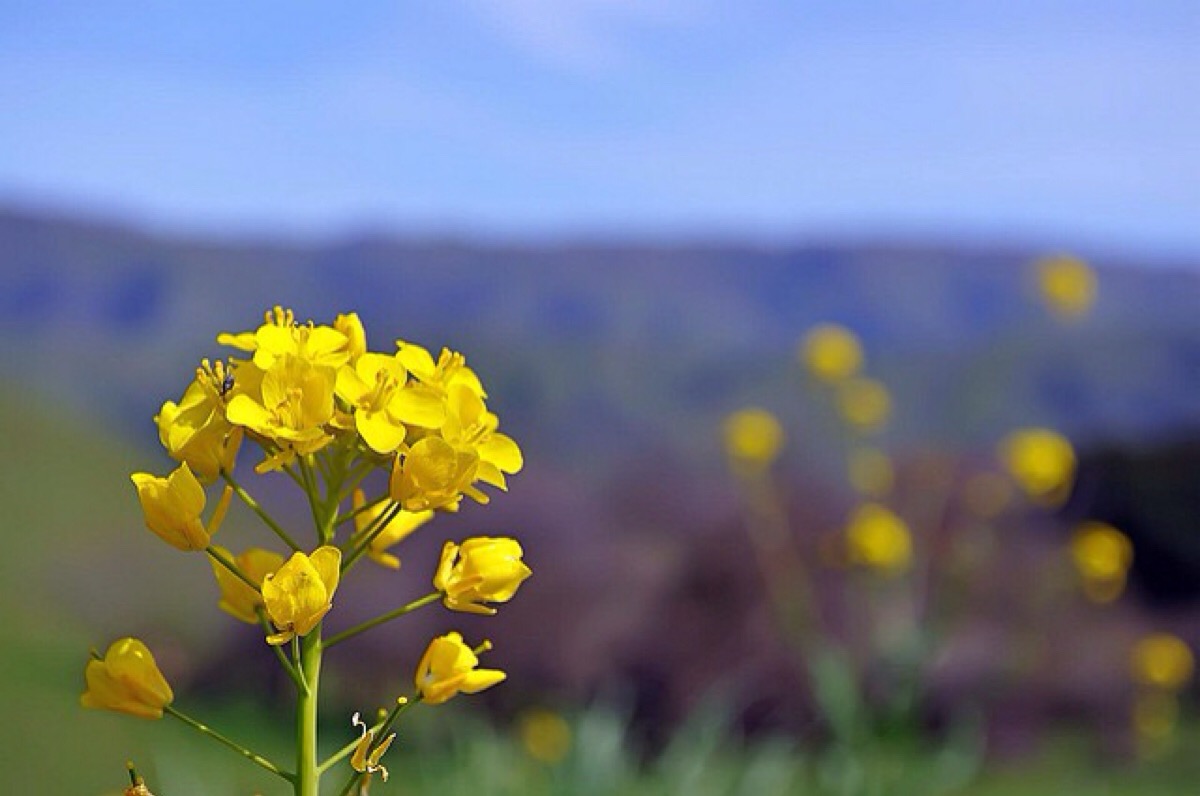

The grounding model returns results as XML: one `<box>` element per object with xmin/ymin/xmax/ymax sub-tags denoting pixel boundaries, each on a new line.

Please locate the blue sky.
<box><xmin>1</xmin><ymin>1</ymin><xmax>1197</xmax><ymax>255</ymax></box>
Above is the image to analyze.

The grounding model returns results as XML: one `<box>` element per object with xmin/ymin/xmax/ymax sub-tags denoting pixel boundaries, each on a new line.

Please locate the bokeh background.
<box><xmin>3</xmin><ymin>2</ymin><xmax>1200</xmax><ymax>793</ymax></box>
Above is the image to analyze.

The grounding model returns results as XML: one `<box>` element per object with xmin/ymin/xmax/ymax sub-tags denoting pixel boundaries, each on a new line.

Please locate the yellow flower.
<box><xmin>251</xmin><ymin>312</ymin><xmax>351</xmax><ymax>372</ymax></box>
<box><xmin>441</xmin><ymin>384</ymin><xmax>523</xmax><ymax>490</ymax></box>
<box><xmin>722</xmin><ymin>408</ymin><xmax>784</xmax><ymax>469</ymax></box>
<box><xmin>1035</xmin><ymin>254</ymin><xmax>1096</xmax><ymax>320</ymax></box>
<box><xmin>335</xmin><ymin>352</ymin><xmax>445</xmax><ymax>454</ymax></box>
<box><xmin>835</xmin><ymin>377</ymin><xmax>891</xmax><ymax>432</ymax></box>
<box><xmin>847</xmin><ymin>447</ymin><xmax>893</xmax><ymax>497</ymax></box>
<box><xmin>396</xmin><ymin>341</ymin><xmax>485</xmax><ymax>397</ymax></box>
<box><xmin>519</xmin><ymin>708</ymin><xmax>572</xmax><ymax>764</ymax></box>
<box><xmin>209</xmin><ymin>545</ymin><xmax>285</xmax><ymax>624</ymax></box>
<box><xmin>349</xmin><ymin>711</ymin><xmax>396</xmax><ymax>782</ymax></box>
<box><xmin>800</xmin><ymin>324</ymin><xmax>863</xmax><ymax>382</ymax></box>
<box><xmin>1131</xmin><ymin>633</ymin><xmax>1194</xmax><ymax>691</ymax></box>
<box><xmin>261</xmin><ymin>546</ymin><xmax>342</xmax><ymax>645</ymax></box>
<box><xmin>334</xmin><ymin>312</ymin><xmax>368</xmax><ymax>362</ymax></box>
<box><xmin>434</xmin><ymin>537</ymin><xmax>532</xmax><ymax>615</ymax></box>
<box><xmin>998</xmin><ymin>428</ymin><xmax>1076</xmax><ymax>505</ymax></box>
<box><xmin>81</xmin><ymin>638</ymin><xmax>174</xmax><ymax>720</ymax></box>
<box><xmin>390</xmin><ymin>436</ymin><xmax>485</xmax><ymax>512</ymax></box>
<box><xmin>352</xmin><ymin>489</ymin><xmax>433</xmax><ymax>569</ymax></box>
<box><xmin>155</xmin><ymin>359</ymin><xmax>243</xmax><ymax>483</ymax></box>
<box><xmin>1069</xmin><ymin>522</ymin><xmax>1132</xmax><ymax>604</ymax></box>
<box><xmin>226</xmin><ymin>354</ymin><xmax>336</xmax><ymax>470</ymax></box>
<box><xmin>131</xmin><ymin>463</ymin><xmax>228</xmax><ymax>551</ymax></box>
<box><xmin>414</xmin><ymin>632</ymin><xmax>506</xmax><ymax>705</ymax></box>
<box><xmin>846</xmin><ymin>503</ymin><xmax>912</xmax><ymax>575</ymax></box>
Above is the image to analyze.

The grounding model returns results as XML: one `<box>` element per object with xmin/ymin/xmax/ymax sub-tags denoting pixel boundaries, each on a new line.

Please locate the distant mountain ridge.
<box><xmin>3</xmin><ymin>205</ymin><xmax>1200</xmax><ymax>477</ymax></box>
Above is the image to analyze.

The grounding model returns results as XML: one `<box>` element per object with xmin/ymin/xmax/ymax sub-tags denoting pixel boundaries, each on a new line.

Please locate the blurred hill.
<box><xmin>4</xmin><ymin>205</ymin><xmax>1200</xmax><ymax>480</ymax></box>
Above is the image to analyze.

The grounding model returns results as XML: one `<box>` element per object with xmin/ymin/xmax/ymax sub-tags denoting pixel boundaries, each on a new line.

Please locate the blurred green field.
<box><xmin>6</xmin><ymin>387</ymin><xmax>1200</xmax><ymax>795</ymax></box>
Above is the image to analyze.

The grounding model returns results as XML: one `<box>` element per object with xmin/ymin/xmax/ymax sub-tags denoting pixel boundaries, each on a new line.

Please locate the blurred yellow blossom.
<box><xmin>352</xmin><ymin>489</ymin><xmax>433</xmax><ymax>570</ymax></box>
<box><xmin>800</xmin><ymin>323</ymin><xmax>864</xmax><ymax>382</ymax></box>
<box><xmin>209</xmin><ymin>545</ymin><xmax>285</xmax><ymax>624</ymax></box>
<box><xmin>262</xmin><ymin>546</ymin><xmax>342</xmax><ymax>645</ymax></box>
<box><xmin>519</xmin><ymin>708</ymin><xmax>572</xmax><ymax>764</ymax></box>
<box><xmin>847</xmin><ymin>447</ymin><xmax>893</xmax><ymax>497</ymax></box>
<box><xmin>1035</xmin><ymin>254</ymin><xmax>1097</xmax><ymax>320</ymax></box>
<box><xmin>998</xmin><ymin>428</ymin><xmax>1075</xmax><ymax>505</ymax></box>
<box><xmin>1069</xmin><ymin>522</ymin><xmax>1133</xmax><ymax>604</ymax></box>
<box><xmin>723</xmin><ymin>408</ymin><xmax>785</xmax><ymax>469</ymax></box>
<box><xmin>415</xmin><ymin>632</ymin><xmax>506</xmax><ymax>705</ymax></box>
<box><xmin>846</xmin><ymin>503</ymin><xmax>912</xmax><ymax>575</ymax></box>
<box><xmin>434</xmin><ymin>537</ymin><xmax>532</xmax><ymax>615</ymax></box>
<box><xmin>81</xmin><ymin>638</ymin><xmax>174</xmax><ymax>720</ymax></box>
<box><xmin>1131</xmin><ymin>633</ymin><xmax>1194</xmax><ymax>691</ymax></box>
<box><xmin>131</xmin><ymin>463</ymin><xmax>228</xmax><ymax>551</ymax></box>
<box><xmin>836</xmin><ymin>377</ymin><xmax>891</xmax><ymax>432</ymax></box>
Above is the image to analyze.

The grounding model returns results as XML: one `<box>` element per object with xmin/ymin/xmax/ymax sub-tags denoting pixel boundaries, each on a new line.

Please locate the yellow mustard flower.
<box><xmin>800</xmin><ymin>324</ymin><xmax>864</xmax><ymax>382</ymax></box>
<box><xmin>216</xmin><ymin>305</ymin><xmax>296</xmax><ymax>352</ymax></box>
<box><xmin>434</xmin><ymin>537</ymin><xmax>532</xmax><ymax>615</ymax></box>
<box><xmin>209</xmin><ymin>545</ymin><xmax>285</xmax><ymax>624</ymax></box>
<box><xmin>722</xmin><ymin>408</ymin><xmax>784</xmax><ymax>469</ymax></box>
<box><xmin>390</xmin><ymin>436</ymin><xmax>485</xmax><ymax>512</ymax></box>
<box><xmin>81</xmin><ymin>638</ymin><xmax>174</xmax><ymax>720</ymax></box>
<box><xmin>1069</xmin><ymin>522</ymin><xmax>1133</xmax><ymax>604</ymax></box>
<box><xmin>351</xmin><ymin>489</ymin><xmax>433</xmax><ymax>569</ymax></box>
<box><xmin>998</xmin><ymin>428</ymin><xmax>1076</xmax><ymax>505</ymax></box>
<box><xmin>226</xmin><ymin>355</ymin><xmax>336</xmax><ymax>470</ymax></box>
<box><xmin>846</xmin><ymin>503</ymin><xmax>912</xmax><ymax>575</ymax></box>
<box><xmin>847</xmin><ymin>447</ymin><xmax>893</xmax><ymax>497</ymax></box>
<box><xmin>349</xmin><ymin>711</ymin><xmax>396</xmax><ymax>782</ymax></box>
<box><xmin>836</xmin><ymin>377</ymin><xmax>891</xmax><ymax>432</ymax></box>
<box><xmin>155</xmin><ymin>359</ymin><xmax>243</xmax><ymax>483</ymax></box>
<box><xmin>441</xmin><ymin>384</ymin><xmax>523</xmax><ymax>490</ymax></box>
<box><xmin>396</xmin><ymin>341</ymin><xmax>486</xmax><ymax>397</ymax></box>
<box><xmin>414</xmin><ymin>632</ymin><xmax>506</xmax><ymax>705</ymax></box>
<box><xmin>334</xmin><ymin>312</ymin><xmax>368</xmax><ymax>362</ymax></box>
<box><xmin>261</xmin><ymin>546</ymin><xmax>342</xmax><ymax>645</ymax></box>
<box><xmin>1131</xmin><ymin>633</ymin><xmax>1194</xmax><ymax>691</ymax></box>
<box><xmin>1035</xmin><ymin>254</ymin><xmax>1097</xmax><ymax>320</ymax></box>
<box><xmin>519</xmin><ymin>708</ymin><xmax>572</xmax><ymax>764</ymax></box>
<box><xmin>131</xmin><ymin>463</ymin><xmax>229</xmax><ymax>551</ymax></box>
<box><xmin>335</xmin><ymin>352</ymin><xmax>445</xmax><ymax>454</ymax></box>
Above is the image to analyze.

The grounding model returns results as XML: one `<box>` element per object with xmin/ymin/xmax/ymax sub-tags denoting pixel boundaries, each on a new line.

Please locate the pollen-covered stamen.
<box><xmin>265</xmin><ymin>306</ymin><xmax>296</xmax><ymax>328</ymax></box>
<box><xmin>195</xmin><ymin>359</ymin><xmax>235</xmax><ymax>403</ymax></box>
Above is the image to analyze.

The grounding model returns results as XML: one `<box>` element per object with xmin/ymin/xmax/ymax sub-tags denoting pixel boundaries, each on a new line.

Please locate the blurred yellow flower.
<box><xmin>847</xmin><ymin>447</ymin><xmax>893</xmax><ymax>497</ymax></box>
<box><xmin>415</xmin><ymin>632</ymin><xmax>506</xmax><ymax>705</ymax></box>
<box><xmin>846</xmin><ymin>503</ymin><xmax>912</xmax><ymax>575</ymax></box>
<box><xmin>262</xmin><ymin>546</ymin><xmax>342</xmax><ymax>645</ymax></box>
<box><xmin>961</xmin><ymin>471</ymin><xmax>1013</xmax><ymax>520</ymax></box>
<box><xmin>209</xmin><ymin>545</ymin><xmax>285</xmax><ymax>624</ymax></box>
<box><xmin>81</xmin><ymin>638</ymin><xmax>174</xmax><ymax>720</ymax></box>
<box><xmin>800</xmin><ymin>323</ymin><xmax>864</xmax><ymax>382</ymax></box>
<box><xmin>1069</xmin><ymin>522</ymin><xmax>1132</xmax><ymax>604</ymax></box>
<box><xmin>434</xmin><ymin>537</ymin><xmax>532</xmax><ymax>615</ymax></box>
<box><xmin>351</xmin><ymin>489</ymin><xmax>432</xmax><ymax>570</ymax></box>
<box><xmin>836</xmin><ymin>377</ymin><xmax>891</xmax><ymax>432</ymax></box>
<box><xmin>723</xmin><ymin>408</ymin><xmax>784</xmax><ymax>468</ymax></box>
<box><xmin>1035</xmin><ymin>254</ymin><xmax>1097</xmax><ymax>320</ymax></box>
<box><xmin>131</xmin><ymin>463</ymin><xmax>223</xmax><ymax>551</ymax></box>
<box><xmin>1131</xmin><ymin>633</ymin><xmax>1194</xmax><ymax>691</ymax></box>
<box><xmin>519</xmin><ymin>708</ymin><xmax>572</xmax><ymax>764</ymax></box>
<box><xmin>998</xmin><ymin>428</ymin><xmax>1075</xmax><ymax>505</ymax></box>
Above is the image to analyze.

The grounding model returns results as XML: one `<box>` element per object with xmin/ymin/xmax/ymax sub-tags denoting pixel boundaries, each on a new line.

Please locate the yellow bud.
<box><xmin>519</xmin><ymin>708</ymin><xmax>572</xmax><ymax>764</ymax></box>
<box><xmin>835</xmin><ymin>377</ymin><xmax>891</xmax><ymax>432</ymax></box>
<box><xmin>81</xmin><ymin>638</ymin><xmax>174</xmax><ymax>720</ymax></box>
<box><xmin>415</xmin><ymin>631</ymin><xmax>506</xmax><ymax>705</ymax></box>
<box><xmin>433</xmin><ymin>537</ymin><xmax>532</xmax><ymax>615</ymax></box>
<box><xmin>131</xmin><ymin>463</ymin><xmax>210</xmax><ymax>551</ymax></box>
<box><xmin>800</xmin><ymin>324</ymin><xmax>863</xmax><ymax>382</ymax></box>
<box><xmin>1069</xmin><ymin>522</ymin><xmax>1132</xmax><ymax>604</ymax></box>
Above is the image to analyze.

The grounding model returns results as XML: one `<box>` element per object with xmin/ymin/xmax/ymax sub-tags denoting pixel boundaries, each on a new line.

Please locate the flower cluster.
<box><xmin>83</xmin><ymin>308</ymin><xmax>532</xmax><ymax>795</ymax></box>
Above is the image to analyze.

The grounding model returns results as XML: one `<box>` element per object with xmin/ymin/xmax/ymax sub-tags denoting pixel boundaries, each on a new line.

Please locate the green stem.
<box><xmin>336</xmin><ymin>491</ymin><xmax>388</xmax><ymax>528</ymax></box>
<box><xmin>340</xmin><ymin>502</ymin><xmax>403</xmax><ymax>573</ymax></box>
<box><xmin>205</xmin><ymin>546</ymin><xmax>261</xmax><ymax>593</ymax></box>
<box><xmin>256</xmin><ymin>608</ymin><xmax>308</xmax><ymax>694</ymax></box>
<box><xmin>221</xmin><ymin>469</ymin><xmax>302</xmax><ymax>551</ymax></box>
<box><xmin>335</xmin><ymin>696</ymin><xmax>419</xmax><ymax>796</ymax></box>
<box><xmin>165</xmin><ymin>705</ymin><xmax>294</xmax><ymax>783</ymax></box>
<box><xmin>323</xmin><ymin>592</ymin><xmax>442</xmax><ymax>649</ymax></box>
<box><xmin>295</xmin><ymin>629</ymin><xmax>323</xmax><ymax>796</ymax></box>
